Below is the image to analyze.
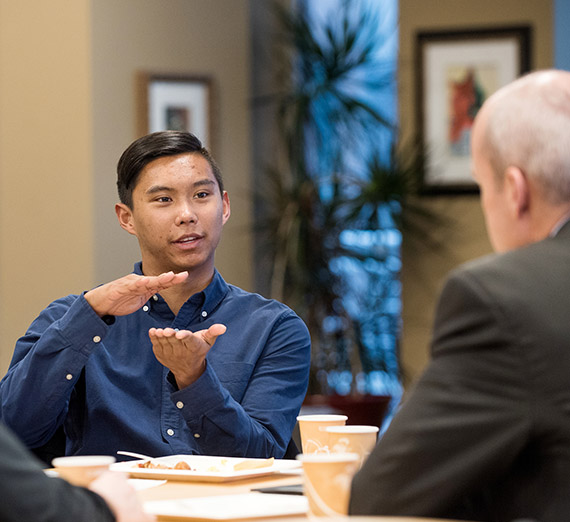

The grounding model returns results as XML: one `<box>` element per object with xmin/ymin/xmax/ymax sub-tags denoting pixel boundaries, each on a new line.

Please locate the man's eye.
<box><xmin>195</xmin><ymin>191</ymin><xmax>209</xmax><ymax>199</ymax></box>
<box><xmin>156</xmin><ymin>196</ymin><xmax>172</xmax><ymax>203</ymax></box>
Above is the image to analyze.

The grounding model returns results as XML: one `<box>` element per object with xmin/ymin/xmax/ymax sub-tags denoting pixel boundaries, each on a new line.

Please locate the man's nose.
<box><xmin>175</xmin><ymin>203</ymin><xmax>197</xmax><ymax>225</ymax></box>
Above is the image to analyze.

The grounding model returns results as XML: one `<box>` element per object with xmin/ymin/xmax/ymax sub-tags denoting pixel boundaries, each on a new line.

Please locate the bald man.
<box><xmin>349</xmin><ymin>69</ymin><xmax>570</xmax><ymax>522</ymax></box>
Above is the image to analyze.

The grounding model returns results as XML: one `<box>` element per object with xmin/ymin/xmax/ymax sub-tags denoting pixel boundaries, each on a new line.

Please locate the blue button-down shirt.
<box><xmin>0</xmin><ymin>265</ymin><xmax>310</xmax><ymax>459</ymax></box>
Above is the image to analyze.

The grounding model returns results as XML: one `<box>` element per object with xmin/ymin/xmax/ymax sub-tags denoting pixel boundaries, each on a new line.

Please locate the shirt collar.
<box><xmin>133</xmin><ymin>262</ymin><xmax>229</xmax><ymax>315</ymax></box>
<box><xmin>549</xmin><ymin>211</ymin><xmax>570</xmax><ymax>238</ymax></box>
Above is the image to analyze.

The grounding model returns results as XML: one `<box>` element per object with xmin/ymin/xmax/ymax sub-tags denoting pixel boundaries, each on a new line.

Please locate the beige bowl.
<box><xmin>52</xmin><ymin>455</ymin><xmax>116</xmax><ymax>487</ymax></box>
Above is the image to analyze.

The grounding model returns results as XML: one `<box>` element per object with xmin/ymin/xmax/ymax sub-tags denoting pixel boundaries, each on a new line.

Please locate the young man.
<box><xmin>0</xmin><ymin>131</ymin><xmax>310</xmax><ymax>460</ymax></box>
<box><xmin>349</xmin><ymin>70</ymin><xmax>570</xmax><ymax>522</ymax></box>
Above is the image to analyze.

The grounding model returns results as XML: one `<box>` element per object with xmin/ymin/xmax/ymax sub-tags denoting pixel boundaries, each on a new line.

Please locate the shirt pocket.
<box><xmin>215</xmin><ymin>362</ymin><xmax>255</xmax><ymax>402</ymax></box>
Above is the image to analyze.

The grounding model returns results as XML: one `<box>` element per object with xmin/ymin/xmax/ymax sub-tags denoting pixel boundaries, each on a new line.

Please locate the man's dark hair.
<box><xmin>117</xmin><ymin>130</ymin><xmax>224</xmax><ymax>208</ymax></box>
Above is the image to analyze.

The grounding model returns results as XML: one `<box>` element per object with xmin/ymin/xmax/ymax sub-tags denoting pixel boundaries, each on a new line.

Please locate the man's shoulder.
<box><xmin>445</xmin><ymin>235</ymin><xmax>570</xmax><ymax>301</ymax></box>
<box><xmin>226</xmin><ymin>284</ymin><xmax>294</xmax><ymax>311</ymax></box>
<box><xmin>456</xmin><ymin>234</ymin><xmax>566</xmax><ymax>278</ymax></box>
<box><xmin>452</xmin><ymin>251</ymin><xmax>511</xmax><ymax>282</ymax></box>
<box><xmin>223</xmin><ymin>284</ymin><xmax>305</xmax><ymax>325</ymax></box>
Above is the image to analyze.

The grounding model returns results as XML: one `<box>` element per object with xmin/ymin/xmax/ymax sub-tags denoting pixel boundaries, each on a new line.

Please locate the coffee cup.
<box><xmin>296</xmin><ymin>414</ymin><xmax>347</xmax><ymax>454</ymax></box>
<box><xmin>324</xmin><ymin>424</ymin><xmax>379</xmax><ymax>466</ymax></box>
<box><xmin>52</xmin><ymin>455</ymin><xmax>116</xmax><ymax>487</ymax></box>
<box><xmin>296</xmin><ymin>452</ymin><xmax>359</xmax><ymax>516</ymax></box>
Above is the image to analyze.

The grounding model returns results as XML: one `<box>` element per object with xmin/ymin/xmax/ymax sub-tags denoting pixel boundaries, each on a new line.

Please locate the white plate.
<box><xmin>144</xmin><ymin>493</ymin><xmax>308</xmax><ymax>520</ymax></box>
<box><xmin>111</xmin><ymin>455</ymin><xmax>301</xmax><ymax>483</ymax></box>
<box><xmin>128</xmin><ymin>478</ymin><xmax>167</xmax><ymax>490</ymax></box>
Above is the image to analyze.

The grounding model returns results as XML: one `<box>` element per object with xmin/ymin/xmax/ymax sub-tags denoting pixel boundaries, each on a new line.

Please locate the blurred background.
<box><xmin>0</xmin><ymin>0</ymin><xmax>566</xmax><ymax>427</ymax></box>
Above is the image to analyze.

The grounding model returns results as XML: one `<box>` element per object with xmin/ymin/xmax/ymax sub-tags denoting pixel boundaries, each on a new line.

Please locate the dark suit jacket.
<box><xmin>0</xmin><ymin>422</ymin><xmax>114</xmax><ymax>522</ymax></box>
<box><xmin>349</xmin><ymin>221</ymin><xmax>570</xmax><ymax>522</ymax></box>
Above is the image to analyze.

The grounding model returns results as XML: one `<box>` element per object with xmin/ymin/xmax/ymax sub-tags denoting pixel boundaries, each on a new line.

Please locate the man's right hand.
<box><xmin>89</xmin><ymin>471</ymin><xmax>156</xmax><ymax>522</ymax></box>
<box><xmin>84</xmin><ymin>271</ymin><xmax>188</xmax><ymax>317</ymax></box>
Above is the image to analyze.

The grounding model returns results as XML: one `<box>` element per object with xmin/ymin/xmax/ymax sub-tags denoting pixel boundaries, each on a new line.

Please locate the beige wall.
<box><xmin>0</xmin><ymin>0</ymin><xmax>553</xmax><ymax>383</ymax></box>
<box><xmin>0</xmin><ymin>1</ymin><xmax>94</xmax><ymax>374</ymax></box>
<box><xmin>91</xmin><ymin>0</ymin><xmax>252</xmax><ymax>287</ymax></box>
<box><xmin>0</xmin><ymin>0</ymin><xmax>252</xmax><ymax>376</ymax></box>
<box><xmin>399</xmin><ymin>0</ymin><xmax>553</xmax><ymax>385</ymax></box>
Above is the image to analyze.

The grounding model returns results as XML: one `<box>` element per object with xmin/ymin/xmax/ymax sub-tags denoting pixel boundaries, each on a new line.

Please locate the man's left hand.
<box><xmin>149</xmin><ymin>324</ymin><xmax>227</xmax><ymax>389</ymax></box>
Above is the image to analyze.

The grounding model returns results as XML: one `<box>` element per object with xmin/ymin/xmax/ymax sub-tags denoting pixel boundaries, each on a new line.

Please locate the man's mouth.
<box><xmin>173</xmin><ymin>234</ymin><xmax>203</xmax><ymax>244</ymax></box>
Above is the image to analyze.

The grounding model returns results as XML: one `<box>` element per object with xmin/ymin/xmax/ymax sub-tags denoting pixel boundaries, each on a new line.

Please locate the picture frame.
<box><xmin>137</xmin><ymin>72</ymin><xmax>214</xmax><ymax>150</ymax></box>
<box><xmin>415</xmin><ymin>26</ymin><xmax>531</xmax><ymax>194</ymax></box>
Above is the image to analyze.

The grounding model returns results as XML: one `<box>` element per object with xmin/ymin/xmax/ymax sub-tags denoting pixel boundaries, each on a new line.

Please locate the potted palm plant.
<box><xmin>253</xmin><ymin>0</ymin><xmax>439</xmax><ymax>426</ymax></box>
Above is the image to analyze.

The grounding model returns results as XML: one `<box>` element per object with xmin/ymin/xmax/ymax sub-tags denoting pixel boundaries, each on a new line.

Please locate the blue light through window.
<box><xmin>303</xmin><ymin>0</ymin><xmax>402</xmax><ymax>409</ymax></box>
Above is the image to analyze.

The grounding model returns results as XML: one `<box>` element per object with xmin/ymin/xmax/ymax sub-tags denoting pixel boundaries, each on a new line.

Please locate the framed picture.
<box><xmin>137</xmin><ymin>73</ymin><xmax>214</xmax><ymax>149</ymax></box>
<box><xmin>416</xmin><ymin>26</ymin><xmax>531</xmax><ymax>194</ymax></box>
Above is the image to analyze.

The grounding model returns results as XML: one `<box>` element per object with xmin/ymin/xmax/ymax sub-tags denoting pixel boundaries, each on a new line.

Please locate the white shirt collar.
<box><xmin>549</xmin><ymin>210</ymin><xmax>570</xmax><ymax>237</ymax></box>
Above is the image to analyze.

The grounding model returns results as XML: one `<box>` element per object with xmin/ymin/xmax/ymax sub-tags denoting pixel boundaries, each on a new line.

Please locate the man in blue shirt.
<box><xmin>0</xmin><ymin>131</ymin><xmax>311</xmax><ymax>461</ymax></box>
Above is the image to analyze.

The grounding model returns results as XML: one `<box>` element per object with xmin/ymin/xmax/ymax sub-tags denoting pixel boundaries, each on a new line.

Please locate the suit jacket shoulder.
<box><xmin>350</xmin><ymin>226</ymin><xmax>570</xmax><ymax>521</ymax></box>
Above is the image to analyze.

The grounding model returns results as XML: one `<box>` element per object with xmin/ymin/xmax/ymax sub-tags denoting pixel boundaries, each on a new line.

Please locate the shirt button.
<box><xmin>193</xmin><ymin>433</ymin><xmax>201</xmax><ymax>439</ymax></box>
<box><xmin>201</xmin><ymin>311</ymin><xmax>207</xmax><ymax>318</ymax></box>
<box><xmin>66</xmin><ymin>373</ymin><xmax>73</xmax><ymax>380</ymax></box>
<box><xmin>143</xmin><ymin>305</ymin><xmax>149</xmax><ymax>312</ymax></box>
<box><xmin>167</xmin><ymin>429</ymin><xmax>174</xmax><ymax>436</ymax></box>
<box><xmin>93</xmin><ymin>336</ymin><xmax>101</xmax><ymax>343</ymax></box>
<box><xmin>152</xmin><ymin>295</ymin><xmax>159</xmax><ymax>301</ymax></box>
<box><xmin>176</xmin><ymin>401</ymin><xmax>184</xmax><ymax>409</ymax></box>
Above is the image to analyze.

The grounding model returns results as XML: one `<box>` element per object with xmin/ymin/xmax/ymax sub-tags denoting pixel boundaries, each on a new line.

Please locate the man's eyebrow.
<box><xmin>192</xmin><ymin>179</ymin><xmax>216</xmax><ymax>189</ymax></box>
<box><xmin>145</xmin><ymin>185</ymin><xmax>173</xmax><ymax>195</ymax></box>
<box><xmin>145</xmin><ymin>179</ymin><xmax>216</xmax><ymax>195</ymax></box>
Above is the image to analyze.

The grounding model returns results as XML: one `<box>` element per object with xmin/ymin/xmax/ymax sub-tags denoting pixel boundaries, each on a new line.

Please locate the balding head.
<box><xmin>471</xmin><ymin>70</ymin><xmax>570</xmax><ymax>252</ymax></box>
<box><xmin>480</xmin><ymin>69</ymin><xmax>570</xmax><ymax>204</ymax></box>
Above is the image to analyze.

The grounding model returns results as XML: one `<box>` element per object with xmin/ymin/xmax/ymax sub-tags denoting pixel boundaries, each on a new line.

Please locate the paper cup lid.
<box><xmin>52</xmin><ymin>455</ymin><xmax>116</xmax><ymax>467</ymax></box>
<box><xmin>324</xmin><ymin>425</ymin><xmax>379</xmax><ymax>434</ymax></box>
<box><xmin>296</xmin><ymin>414</ymin><xmax>348</xmax><ymax>422</ymax></box>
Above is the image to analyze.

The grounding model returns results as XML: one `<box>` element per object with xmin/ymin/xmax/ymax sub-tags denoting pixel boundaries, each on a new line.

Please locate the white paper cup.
<box><xmin>297</xmin><ymin>452</ymin><xmax>359</xmax><ymax>516</ymax></box>
<box><xmin>52</xmin><ymin>455</ymin><xmax>116</xmax><ymax>487</ymax></box>
<box><xmin>296</xmin><ymin>414</ymin><xmax>347</xmax><ymax>454</ymax></box>
<box><xmin>324</xmin><ymin>425</ymin><xmax>379</xmax><ymax>467</ymax></box>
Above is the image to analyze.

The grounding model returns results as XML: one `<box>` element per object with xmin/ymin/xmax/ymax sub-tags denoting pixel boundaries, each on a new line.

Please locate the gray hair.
<box><xmin>483</xmin><ymin>70</ymin><xmax>570</xmax><ymax>204</ymax></box>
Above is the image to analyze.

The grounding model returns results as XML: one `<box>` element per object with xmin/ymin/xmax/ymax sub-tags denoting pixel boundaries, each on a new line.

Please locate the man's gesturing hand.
<box><xmin>149</xmin><ymin>324</ymin><xmax>227</xmax><ymax>389</ymax></box>
<box><xmin>84</xmin><ymin>271</ymin><xmax>188</xmax><ymax>317</ymax></box>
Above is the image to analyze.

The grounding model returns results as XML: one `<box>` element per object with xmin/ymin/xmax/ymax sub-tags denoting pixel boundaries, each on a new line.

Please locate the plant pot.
<box><xmin>302</xmin><ymin>394</ymin><xmax>391</xmax><ymax>428</ymax></box>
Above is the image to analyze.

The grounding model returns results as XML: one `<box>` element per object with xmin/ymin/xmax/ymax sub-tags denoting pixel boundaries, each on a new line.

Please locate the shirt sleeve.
<box><xmin>349</xmin><ymin>269</ymin><xmax>531</xmax><ymax>518</ymax></box>
<box><xmin>0</xmin><ymin>295</ymin><xmax>111</xmax><ymax>448</ymax></box>
<box><xmin>170</xmin><ymin>310</ymin><xmax>311</xmax><ymax>458</ymax></box>
<box><xmin>0</xmin><ymin>423</ymin><xmax>115</xmax><ymax>522</ymax></box>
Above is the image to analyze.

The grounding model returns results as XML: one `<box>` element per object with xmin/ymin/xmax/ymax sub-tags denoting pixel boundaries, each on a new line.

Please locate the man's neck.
<box><xmin>162</xmin><ymin>270</ymin><xmax>214</xmax><ymax>315</ymax></box>
<box><xmin>141</xmin><ymin>263</ymin><xmax>215</xmax><ymax>315</ymax></box>
<box><xmin>526</xmin><ymin>198</ymin><xmax>570</xmax><ymax>242</ymax></box>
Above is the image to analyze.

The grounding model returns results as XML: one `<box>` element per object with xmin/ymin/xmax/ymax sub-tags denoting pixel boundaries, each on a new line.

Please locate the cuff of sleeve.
<box><xmin>170</xmin><ymin>363</ymin><xmax>227</xmax><ymax>421</ymax></box>
<box><xmin>58</xmin><ymin>295</ymin><xmax>111</xmax><ymax>357</ymax></box>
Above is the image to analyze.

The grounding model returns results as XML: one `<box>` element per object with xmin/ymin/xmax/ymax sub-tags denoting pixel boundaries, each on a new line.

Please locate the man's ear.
<box><xmin>222</xmin><ymin>191</ymin><xmax>231</xmax><ymax>225</ymax></box>
<box><xmin>115</xmin><ymin>203</ymin><xmax>137</xmax><ymax>236</ymax></box>
<box><xmin>504</xmin><ymin>166</ymin><xmax>530</xmax><ymax>218</ymax></box>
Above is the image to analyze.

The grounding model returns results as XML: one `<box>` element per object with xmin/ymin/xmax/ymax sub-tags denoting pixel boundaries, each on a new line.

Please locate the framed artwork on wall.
<box><xmin>137</xmin><ymin>72</ymin><xmax>214</xmax><ymax>150</ymax></box>
<box><xmin>415</xmin><ymin>26</ymin><xmax>531</xmax><ymax>194</ymax></box>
